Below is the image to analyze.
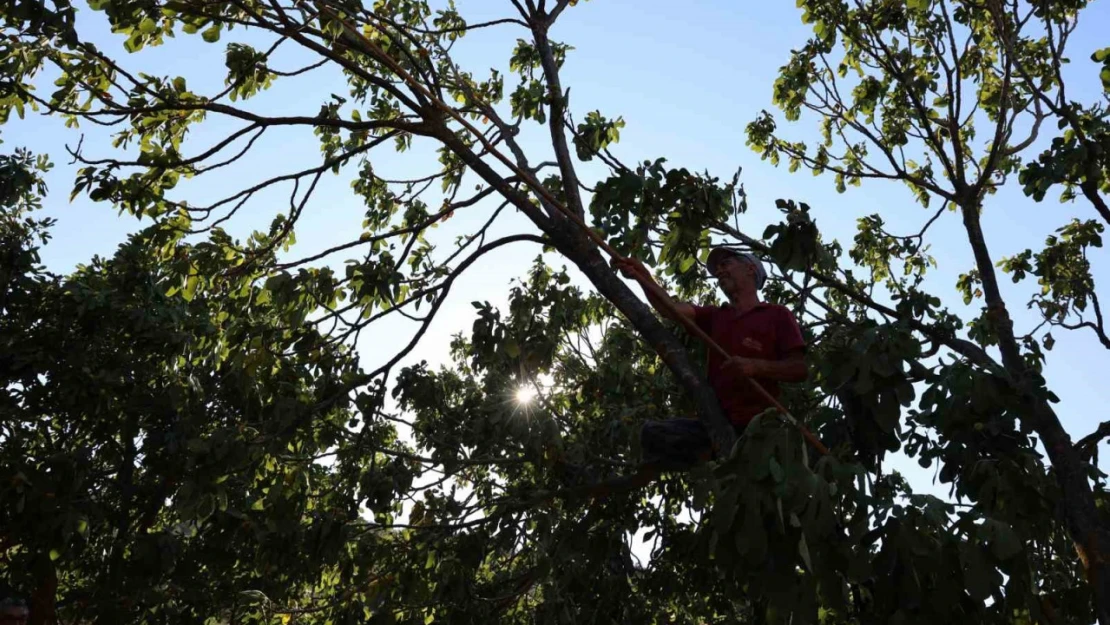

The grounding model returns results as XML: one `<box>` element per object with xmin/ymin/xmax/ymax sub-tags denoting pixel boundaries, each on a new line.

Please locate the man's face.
<box><xmin>711</xmin><ymin>255</ymin><xmax>756</xmax><ymax>296</ymax></box>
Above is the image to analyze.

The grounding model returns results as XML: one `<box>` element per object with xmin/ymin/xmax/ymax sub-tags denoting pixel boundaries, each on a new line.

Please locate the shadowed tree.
<box><xmin>1</xmin><ymin>0</ymin><xmax>1109</xmax><ymax>623</ymax></box>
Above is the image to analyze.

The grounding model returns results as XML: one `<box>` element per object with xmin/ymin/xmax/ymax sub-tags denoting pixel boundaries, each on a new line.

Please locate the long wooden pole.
<box><xmin>314</xmin><ymin>2</ymin><xmax>829</xmax><ymax>456</ymax></box>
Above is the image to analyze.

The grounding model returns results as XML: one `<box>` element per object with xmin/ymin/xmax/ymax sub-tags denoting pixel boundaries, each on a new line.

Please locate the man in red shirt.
<box><xmin>615</xmin><ymin>247</ymin><xmax>808</xmax><ymax>470</ymax></box>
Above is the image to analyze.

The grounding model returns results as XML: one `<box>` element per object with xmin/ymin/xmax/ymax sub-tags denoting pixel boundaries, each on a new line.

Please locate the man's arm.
<box><xmin>724</xmin><ymin>307</ymin><xmax>810</xmax><ymax>383</ymax></box>
<box><xmin>726</xmin><ymin>348</ymin><xmax>809</xmax><ymax>383</ymax></box>
<box><xmin>613</xmin><ymin>258</ymin><xmax>696</xmax><ymax>323</ymax></box>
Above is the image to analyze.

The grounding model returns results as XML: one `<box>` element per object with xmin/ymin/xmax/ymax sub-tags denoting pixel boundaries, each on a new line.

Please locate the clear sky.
<box><xmin>8</xmin><ymin>0</ymin><xmax>1109</xmax><ymax>504</ymax></box>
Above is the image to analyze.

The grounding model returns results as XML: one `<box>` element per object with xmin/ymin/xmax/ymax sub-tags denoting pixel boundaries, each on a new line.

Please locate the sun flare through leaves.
<box><xmin>514</xmin><ymin>384</ymin><xmax>537</xmax><ymax>405</ymax></box>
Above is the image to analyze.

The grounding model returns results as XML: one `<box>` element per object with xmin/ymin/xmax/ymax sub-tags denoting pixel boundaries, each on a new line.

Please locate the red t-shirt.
<box><xmin>692</xmin><ymin>302</ymin><xmax>807</xmax><ymax>427</ymax></box>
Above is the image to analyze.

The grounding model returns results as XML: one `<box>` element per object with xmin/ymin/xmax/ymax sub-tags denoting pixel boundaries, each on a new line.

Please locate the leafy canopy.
<box><xmin>2</xmin><ymin>0</ymin><xmax>1109</xmax><ymax>624</ymax></box>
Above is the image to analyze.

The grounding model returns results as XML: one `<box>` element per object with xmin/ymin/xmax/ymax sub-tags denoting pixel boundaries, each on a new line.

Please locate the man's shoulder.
<box><xmin>692</xmin><ymin>301</ymin><xmax>727</xmax><ymax>316</ymax></box>
<box><xmin>762</xmin><ymin>302</ymin><xmax>798</xmax><ymax>318</ymax></box>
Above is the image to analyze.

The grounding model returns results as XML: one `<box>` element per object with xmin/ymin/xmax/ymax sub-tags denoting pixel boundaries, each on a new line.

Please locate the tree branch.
<box><xmin>847</xmin><ymin>0</ymin><xmax>961</xmax><ymax>187</ymax></box>
<box><xmin>1002</xmin><ymin>96</ymin><xmax>1045</xmax><ymax>157</ymax></box>
<box><xmin>363</xmin><ymin>234</ymin><xmax>548</xmax><ymax>382</ymax></box>
<box><xmin>274</xmin><ymin>184</ymin><xmax>504</xmax><ymax>271</ymax></box>
<box><xmin>546</xmin><ymin>0</ymin><xmax>573</xmax><ymax>25</ymax></box>
<box><xmin>1076</xmin><ymin>421</ymin><xmax>1110</xmax><ymax>462</ymax></box>
<box><xmin>960</xmin><ymin>192</ymin><xmax>1110</xmax><ymax>623</ymax></box>
<box><xmin>533</xmin><ymin>25</ymin><xmax>587</xmax><ymax>219</ymax></box>
<box><xmin>989</xmin><ymin>0</ymin><xmax>1110</xmax><ymax>226</ymax></box>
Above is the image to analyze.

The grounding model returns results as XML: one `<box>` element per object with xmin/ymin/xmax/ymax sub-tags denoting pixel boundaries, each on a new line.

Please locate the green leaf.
<box><xmin>798</xmin><ymin>533</ymin><xmax>813</xmax><ymax>572</ymax></box>
<box><xmin>198</xmin><ymin>493</ymin><xmax>216</xmax><ymax>520</ymax></box>
<box><xmin>769</xmin><ymin>457</ymin><xmax>784</xmax><ymax>483</ymax></box>
<box><xmin>959</xmin><ymin>543</ymin><xmax>992</xmax><ymax>601</ymax></box>
<box><xmin>738</xmin><ymin>501</ymin><xmax>767</xmax><ymax>560</ymax></box>
<box><xmin>714</xmin><ymin>482</ymin><xmax>742</xmax><ymax>532</ymax></box>
<box><xmin>49</xmin><ymin>548</ymin><xmax>61</xmax><ymax>561</ymax></box>
<box><xmin>678</xmin><ymin>254</ymin><xmax>695</xmax><ymax>273</ymax></box>
<box><xmin>986</xmin><ymin>520</ymin><xmax>1023</xmax><ymax>560</ymax></box>
<box><xmin>182</xmin><ymin>274</ymin><xmax>198</xmax><ymax>302</ymax></box>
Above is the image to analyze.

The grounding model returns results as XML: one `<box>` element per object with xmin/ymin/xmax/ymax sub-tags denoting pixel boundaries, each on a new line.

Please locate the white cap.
<box><xmin>706</xmin><ymin>247</ymin><xmax>766</xmax><ymax>290</ymax></box>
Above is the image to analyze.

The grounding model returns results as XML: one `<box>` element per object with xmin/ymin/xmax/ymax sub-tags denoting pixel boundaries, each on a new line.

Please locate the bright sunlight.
<box><xmin>515</xmin><ymin>385</ymin><xmax>537</xmax><ymax>405</ymax></box>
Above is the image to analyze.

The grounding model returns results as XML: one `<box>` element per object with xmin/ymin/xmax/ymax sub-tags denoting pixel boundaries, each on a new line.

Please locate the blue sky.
<box><xmin>7</xmin><ymin>0</ymin><xmax>1109</xmax><ymax>500</ymax></box>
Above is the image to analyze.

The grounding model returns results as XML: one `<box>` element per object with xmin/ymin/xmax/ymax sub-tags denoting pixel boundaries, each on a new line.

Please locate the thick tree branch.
<box><xmin>1002</xmin><ymin>97</ymin><xmax>1045</xmax><ymax>157</ymax></box>
<box><xmin>1055</xmin><ymin>290</ymin><xmax>1110</xmax><ymax>350</ymax></box>
<box><xmin>1076</xmin><ymin>421</ymin><xmax>1110</xmax><ymax>462</ymax></box>
<box><xmin>546</xmin><ymin>0</ymin><xmax>573</xmax><ymax>24</ymax></box>
<box><xmin>533</xmin><ymin>26</ymin><xmax>587</xmax><ymax>219</ymax></box>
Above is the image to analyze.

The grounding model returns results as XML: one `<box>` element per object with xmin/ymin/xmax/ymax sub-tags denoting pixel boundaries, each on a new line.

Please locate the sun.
<box><xmin>515</xmin><ymin>385</ymin><xmax>537</xmax><ymax>405</ymax></box>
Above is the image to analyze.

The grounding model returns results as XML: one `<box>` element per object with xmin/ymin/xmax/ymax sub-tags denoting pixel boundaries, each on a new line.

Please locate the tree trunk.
<box><xmin>960</xmin><ymin>203</ymin><xmax>1110</xmax><ymax>624</ymax></box>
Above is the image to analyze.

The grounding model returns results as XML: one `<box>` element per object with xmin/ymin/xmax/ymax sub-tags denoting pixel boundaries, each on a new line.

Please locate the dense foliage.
<box><xmin>2</xmin><ymin>0</ymin><xmax>1109</xmax><ymax>624</ymax></box>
